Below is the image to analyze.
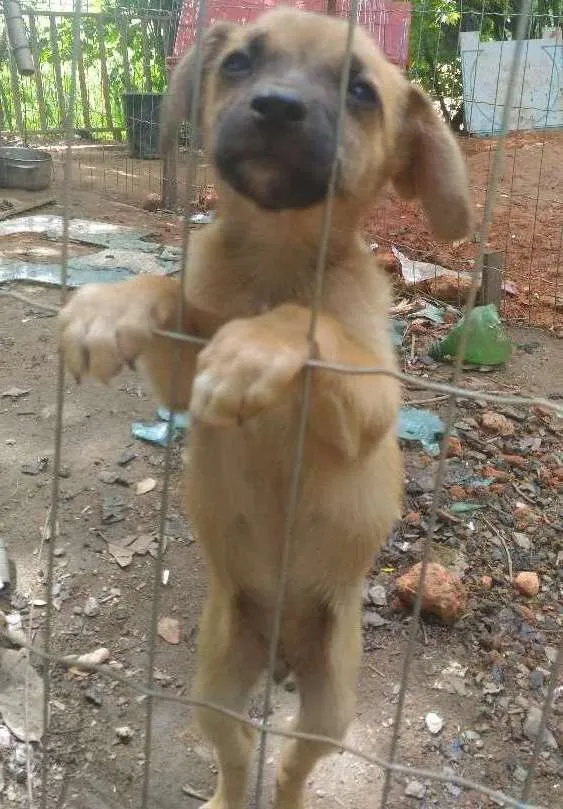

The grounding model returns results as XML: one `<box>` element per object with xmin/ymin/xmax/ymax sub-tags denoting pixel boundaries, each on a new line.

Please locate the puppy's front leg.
<box><xmin>191</xmin><ymin>303</ymin><xmax>400</xmax><ymax>460</ymax></box>
<box><xmin>58</xmin><ymin>276</ymin><xmax>218</xmax><ymax>410</ymax></box>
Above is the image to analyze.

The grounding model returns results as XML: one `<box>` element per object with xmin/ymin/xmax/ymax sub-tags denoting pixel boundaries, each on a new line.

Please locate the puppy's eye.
<box><xmin>221</xmin><ymin>50</ymin><xmax>252</xmax><ymax>77</ymax></box>
<box><xmin>348</xmin><ymin>78</ymin><xmax>379</xmax><ymax>108</ymax></box>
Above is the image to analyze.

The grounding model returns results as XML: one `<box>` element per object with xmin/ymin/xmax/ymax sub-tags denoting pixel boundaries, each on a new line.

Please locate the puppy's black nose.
<box><xmin>250</xmin><ymin>90</ymin><xmax>306</xmax><ymax>126</ymax></box>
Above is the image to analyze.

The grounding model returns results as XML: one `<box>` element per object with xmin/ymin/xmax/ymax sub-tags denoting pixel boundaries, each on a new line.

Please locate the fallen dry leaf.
<box><xmin>128</xmin><ymin>534</ymin><xmax>156</xmax><ymax>555</ymax></box>
<box><xmin>107</xmin><ymin>543</ymin><xmax>133</xmax><ymax>568</ymax></box>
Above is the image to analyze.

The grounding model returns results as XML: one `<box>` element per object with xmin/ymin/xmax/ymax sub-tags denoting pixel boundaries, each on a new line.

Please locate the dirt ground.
<box><xmin>34</xmin><ymin>128</ymin><xmax>563</xmax><ymax>330</ymax></box>
<box><xmin>0</xmin><ymin>184</ymin><xmax>562</xmax><ymax>809</ymax></box>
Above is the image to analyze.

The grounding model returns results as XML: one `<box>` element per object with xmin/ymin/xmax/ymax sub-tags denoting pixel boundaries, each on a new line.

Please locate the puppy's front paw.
<box><xmin>58</xmin><ymin>282</ymin><xmax>160</xmax><ymax>383</ymax></box>
<box><xmin>190</xmin><ymin>313</ymin><xmax>308</xmax><ymax>426</ymax></box>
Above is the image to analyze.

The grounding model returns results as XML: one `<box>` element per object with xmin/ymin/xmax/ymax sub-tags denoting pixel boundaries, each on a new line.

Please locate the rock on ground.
<box><xmin>395</xmin><ymin>562</ymin><xmax>467</xmax><ymax>622</ymax></box>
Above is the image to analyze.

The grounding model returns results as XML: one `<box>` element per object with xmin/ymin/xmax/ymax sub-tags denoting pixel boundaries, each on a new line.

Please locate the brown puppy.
<box><xmin>58</xmin><ymin>8</ymin><xmax>471</xmax><ymax>808</ymax></box>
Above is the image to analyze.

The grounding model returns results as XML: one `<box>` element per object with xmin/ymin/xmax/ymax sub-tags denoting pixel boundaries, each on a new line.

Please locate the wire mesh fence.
<box><xmin>0</xmin><ymin>0</ymin><xmax>561</xmax><ymax>325</ymax></box>
<box><xmin>0</xmin><ymin>0</ymin><xmax>562</xmax><ymax>808</ymax></box>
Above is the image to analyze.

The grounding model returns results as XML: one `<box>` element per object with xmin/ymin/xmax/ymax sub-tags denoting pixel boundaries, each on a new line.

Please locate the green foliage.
<box><xmin>0</xmin><ymin>2</ymin><xmax>561</xmax><ymax>136</ymax></box>
<box><xmin>0</xmin><ymin>5</ymin><xmax>177</xmax><ymax>135</ymax></box>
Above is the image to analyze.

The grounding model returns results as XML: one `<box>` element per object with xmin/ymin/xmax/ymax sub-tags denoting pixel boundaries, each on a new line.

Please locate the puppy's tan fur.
<box><xmin>58</xmin><ymin>8</ymin><xmax>471</xmax><ymax>808</ymax></box>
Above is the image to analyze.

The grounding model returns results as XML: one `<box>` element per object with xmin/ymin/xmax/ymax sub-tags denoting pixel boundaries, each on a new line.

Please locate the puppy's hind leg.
<box><xmin>194</xmin><ymin>586</ymin><xmax>266</xmax><ymax>809</ymax></box>
<box><xmin>273</xmin><ymin>600</ymin><xmax>362</xmax><ymax>809</ymax></box>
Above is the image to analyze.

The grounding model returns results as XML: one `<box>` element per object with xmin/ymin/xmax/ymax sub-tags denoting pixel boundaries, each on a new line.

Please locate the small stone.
<box><xmin>482</xmin><ymin>465</ymin><xmax>510</xmax><ymax>482</ymax></box>
<box><xmin>545</xmin><ymin>647</ymin><xmax>558</xmax><ymax>664</ymax></box>
<box><xmin>513</xmin><ymin>532</ymin><xmax>532</xmax><ymax>552</ymax></box>
<box><xmin>362</xmin><ymin>610</ymin><xmax>388</xmax><ymax>628</ymax></box>
<box><xmin>461</xmin><ymin>729</ymin><xmax>482</xmax><ymax>747</ymax></box>
<box><xmin>117</xmin><ymin>448</ymin><xmax>137</xmax><ymax>466</ymax></box>
<box><xmin>500</xmin><ymin>454</ymin><xmax>528</xmax><ymax>469</ymax></box>
<box><xmin>85</xmin><ymin>684</ymin><xmax>104</xmax><ymax>707</ymax></box>
<box><xmin>115</xmin><ymin>726</ymin><xmax>134</xmax><ymax>743</ymax></box>
<box><xmin>404</xmin><ymin>511</ymin><xmax>421</xmax><ymax>526</ymax></box>
<box><xmin>6</xmin><ymin>743</ymin><xmax>28</xmax><ymax>782</ymax></box>
<box><xmin>0</xmin><ymin>725</ymin><xmax>12</xmax><ymax>750</ymax></box>
<box><xmin>481</xmin><ymin>411</ymin><xmax>516</xmax><ymax>436</ymax></box>
<box><xmin>368</xmin><ymin>584</ymin><xmax>387</xmax><ymax>607</ymax></box>
<box><xmin>425</xmin><ymin>712</ymin><xmax>444</xmax><ymax>734</ymax></box>
<box><xmin>480</xmin><ymin>575</ymin><xmax>493</xmax><ymax>590</ymax></box>
<box><xmin>405</xmin><ymin>780</ymin><xmax>426</xmax><ymax>799</ymax></box>
<box><xmin>136</xmin><ymin>477</ymin><xmax>157</xmax><ymax>495</ymax></box>
<box><xmin>523</xmin><ymin>707</ymin><xmax>558</xmax><ymax>750</ymax></box>
<box><xmin>529</xmin><ymin>670</ymin><xmax>545</xmax><ymax>690</ymax></box>
<box><xmin>10</xmin><ymin>591</ymin><xmax>28</xmax><ymax>611</ymax></box>
<box><xmin>157</xmin><ymin>616</ymin><xmax>181</xmax><ymax>644</ymax></box>
<box><xmin>84</xmin><ymin>597</ymin><xmax>100</xmax><ymax>617</ymax></box>
<box><xmin>395</xmin><ymin>562</ymin><xmax>467</xmax><ymax>622</ymax></box>
<box><xmin>514</xmin><ymin>571</ymin><xmax>540</xmax><ymax>597</ymax></box>
<box><xmin>446</xmin><ymin>436</ymin><xmax>463</xmax><ymax>458</ymax></box>
<box><xmin>512</xmin><ymin>764</ymin><xmax>528</xmax><ymax>783</ymax></box>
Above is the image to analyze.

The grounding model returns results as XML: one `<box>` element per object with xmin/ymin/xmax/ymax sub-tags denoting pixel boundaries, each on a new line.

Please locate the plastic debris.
<box><xmin>189</xmin><ymin>212</ymin><xmax>215</xmax><ymax>225</ymax></box>
<box><xmin>131</xmin><ymin>406</ymin><xmax>191</xmax><ymax>447</ymax></box>
<box><xmin>398</xmin><ymin>406</ymin><xmax>445</xmax><ymax>456</ymax></box>
<box><xmin>391</xmin><ymin>318</ymin><xmax>408</xmax><ymax>347</ymax></box>
<box><xmin>392</xmin><ymin>245</ymin><xmax>453</xmax><ymax>286</ymax></box>
<box><xmin>429</xmin><ymin>304</ymin><xmax>512</xmax><ymax>366</ymax></box>
<box><xmin>425</xmin><ymin>711</ymin><xmax>444</xmax><ymax>734</ymax></box>
<box><xmin>0</xmin><ymin>215</ymin><xmax>182</xmax><ymax>288</ymax></box>
<box><xmin>449</xmin><ymin>502</ymin><xmax>486</xmax><ymax>514</ymax></box>
<box><xmin>410</xmin><ymin>302</ymin><xmax>446</xmax><ymax>324</ymax></box>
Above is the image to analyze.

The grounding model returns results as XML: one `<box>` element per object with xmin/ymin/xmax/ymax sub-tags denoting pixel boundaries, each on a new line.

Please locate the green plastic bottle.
<box><xmin>429</xmin><ymin>304</ymin><xmax>512</xmax><ymax>366</ymax></box>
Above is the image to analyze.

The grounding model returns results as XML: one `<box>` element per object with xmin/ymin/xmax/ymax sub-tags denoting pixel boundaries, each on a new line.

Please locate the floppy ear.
<box><xmin>392</xmin><ymin>84</ymin><xmax>472</xmax><ymax>241</ymax></box>
<box><xmin>159</xmin><ymin>22</ymin><xmax>235</xmax><ymax>155</ymax></box>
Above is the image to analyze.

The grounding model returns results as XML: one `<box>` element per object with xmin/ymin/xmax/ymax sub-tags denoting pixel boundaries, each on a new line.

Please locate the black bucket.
<box><xmin>122</xmin><ymin>93</ymin><xmax>163</xmax><ymax>160</ymax></box>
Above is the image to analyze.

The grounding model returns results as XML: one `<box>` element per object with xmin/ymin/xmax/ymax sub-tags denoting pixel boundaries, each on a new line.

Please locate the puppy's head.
<box><xmin>161</xmin><ymin>8</ymin><xmax>471</xmax><ymax>240</ymax></box>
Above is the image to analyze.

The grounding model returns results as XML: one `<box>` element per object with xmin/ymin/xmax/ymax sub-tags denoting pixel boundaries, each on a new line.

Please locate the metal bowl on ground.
<box><xmin>0</xmin><ymin>147</ymin><xmax>53</xmax><ymax>191</ymax></box>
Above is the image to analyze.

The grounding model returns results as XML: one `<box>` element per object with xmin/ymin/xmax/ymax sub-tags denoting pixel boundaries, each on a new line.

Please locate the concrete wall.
<box><xmin>459</xmin><ymin>28</ymin><xmax>563</xmax><ymax>135</ymax></box>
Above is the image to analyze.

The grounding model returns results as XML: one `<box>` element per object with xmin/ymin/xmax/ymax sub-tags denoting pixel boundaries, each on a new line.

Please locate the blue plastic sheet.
<box><xmin>398</xmin><ymin>407</ymin><xmax>445</xmax><ymax>456</ymax></box>
<box><xmin>131</xmin><ymin>407</ymin><xmax>191</xmax><ymax>447</ymax></box>
<box><xmin>0</xmin><ymin>215</ymin><xmax>182</xmax><ymax>288</ymax></box>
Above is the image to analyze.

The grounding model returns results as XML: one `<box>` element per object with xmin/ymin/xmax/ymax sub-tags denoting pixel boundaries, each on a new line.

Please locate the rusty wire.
<box><xmin>380</xmin><ymin>1</ymin><xmax>538</xmax><ymax>803</ymax></box>
<box><xmin>140</xmin><ymin>0</ymin><xmax>209</xmax><ymax>804</ymax></box>
<box><xmin>14</xmin><ymin>0</ymin><xmax>560</xmax><ymax>808</ymax></box>
<box><xmin>38</xmin><ymin>2</ymin><xmax>83</xmax><ymax>809</ymax></box>
<box><xmin>4</xmin><ymin>632</ymin><xmax>551</xmax><ymax>809</ymax></box>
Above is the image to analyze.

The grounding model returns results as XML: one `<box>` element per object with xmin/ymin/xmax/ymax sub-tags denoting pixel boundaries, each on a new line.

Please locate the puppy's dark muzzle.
<box><xmin>213</xmin><ymin>84</ymin><xmax>337</xmax><ymax>210</ymax></box>
<box><xmin>250</xmin><ymin>89</ymin><xmax>307</xmax><ymax>128</ymax></box>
